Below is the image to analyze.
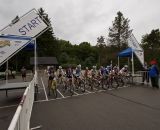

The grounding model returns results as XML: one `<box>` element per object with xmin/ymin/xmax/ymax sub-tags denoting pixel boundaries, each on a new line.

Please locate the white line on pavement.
<box><xmin>74</xmin><ymin>91</ymin><xmax>79</xmax><ymax>95</ymax></box>
<box><xmin>31</xmin><ymin>125</ymin><xmax>42</xmax><ymax>130</ymax></box>
<box><xmin>85</xmin><ymin>89</ymin><xmax>92</xmax><ymax>93</ymax></box>
<box><xmin>57</xmin><ymin>89</ymin><xmax>65</xmax><ymax>98</ymax></box>
<box><xmin>0</xmin><ymin>104</ymin><xmax>17</xmax><ymax>109</ymax></box>
<box><xmin>34</xmin><ymin>85</ymin><xmax>129</xmax><ymax>103</ymax></box>
<box><xmin>41</xmin><ymin>77</ymin><xmax>48</xmax><ymax>101</ymax></box>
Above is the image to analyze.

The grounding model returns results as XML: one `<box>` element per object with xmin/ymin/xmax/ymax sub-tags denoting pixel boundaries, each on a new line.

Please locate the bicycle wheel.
<box><xmin>80</xmin><ymin>79</ymin><xmax>85</xmax><ymax>92</ymax></box>
<box><xmin>111</xmin><ymin>77</ymin><xmax>119</xmax><ymax>89</ymax></box>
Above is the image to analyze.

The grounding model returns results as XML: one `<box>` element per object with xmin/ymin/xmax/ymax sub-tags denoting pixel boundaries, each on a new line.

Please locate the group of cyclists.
<box><xmin>47</xmin><ymin>64</ymin><xmax>130</xmax><ymax>97</ymax></box>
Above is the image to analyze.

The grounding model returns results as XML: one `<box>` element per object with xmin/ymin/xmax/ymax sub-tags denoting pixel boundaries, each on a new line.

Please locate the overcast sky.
<box><xmin>0</xmin><ymin>0</ymin><xmax>160</xmax><ymax>45</ymax></box>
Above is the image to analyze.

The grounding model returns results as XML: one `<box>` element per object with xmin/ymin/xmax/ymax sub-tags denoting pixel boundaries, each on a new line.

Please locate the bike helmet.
<box><xmin>124</xmin><ymin>65</ymin><xmax>128</xmax><ymax>68</ymax></box>
<box><xmin>59</xmin><ymin>66</ymin><xmax>62</xmax><ymax>69</ymax></box>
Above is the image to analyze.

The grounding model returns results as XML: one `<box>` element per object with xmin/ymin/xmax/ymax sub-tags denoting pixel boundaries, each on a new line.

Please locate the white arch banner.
<box><xmin>128</xmin><ymin>34</ymin><xmax>144</xmax><ymax>65</ymax></box>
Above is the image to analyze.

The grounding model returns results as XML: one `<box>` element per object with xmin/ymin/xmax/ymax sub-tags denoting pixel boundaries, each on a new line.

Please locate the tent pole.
<box><xmin>118</xmin><ymin>56</ymin><xmax>120</xmax><ymax>69</ymax></box>
<box><xmin>128</xmin><ymin>57</ymin><xmax>130</xmax><ymax>71</ymax></box>
<box><xmin>132</xmin><ymin>50</ymin><xmax>134</xmax><ymax>76</ymax></box>
<box><xmin>6</xmin><ymin>60</ymin><xmax>8</xmax><ymax>84</ymax></box>
<box><xmin>34</xmin><ymin>39</ymin><xmax>38</xmax><ymax>85</ymax></box>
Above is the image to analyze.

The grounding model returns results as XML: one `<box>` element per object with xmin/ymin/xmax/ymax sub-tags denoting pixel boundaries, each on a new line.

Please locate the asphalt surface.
<box><xmin>1</xmin><ymin>71</ymin><xmax>160</xmax><ymax>130</ymax></box>
<box><xmin>30</xmin><ymin>87</ymin><xmax>160</xmax><ymax>130</ymax></box>
<box><xmin>30</xmin><ymin>73</ymin><xmax>160</xmax><ymax>130</ymax></box>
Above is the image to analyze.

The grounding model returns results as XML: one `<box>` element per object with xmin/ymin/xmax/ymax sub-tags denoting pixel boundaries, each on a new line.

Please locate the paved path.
<box><xmin>1</xmin><ymin>71</ymin><xmax>160</xmax><ymax>130</ymax></box>
<box><xmin>30</xmin><ymin>73</ymin><xmax>160</xmax><ymax>130</ymax></box>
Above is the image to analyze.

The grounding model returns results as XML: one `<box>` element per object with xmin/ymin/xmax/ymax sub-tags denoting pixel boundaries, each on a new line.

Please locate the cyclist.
<box><xmin>91</xmin><ymin>66</ymin><xmax>97</xmax><ymax>78</ymax></box>
<box><xmin>120</xmin><ymin>65</ymin><xmax>129</xmax><ymax>76</ymax></box>
<box><xmin>74</xmin><ymin>64</ymin><xmax>83</xmax><ymax>90</ymax></box>
<box><xmin>65</xmin><ymin>66</ymin><xmax>74</xmax><ymax>95</ymax></box>
<box><xmin>48</xmin><ymin>67</ymin><xmax>56</xmax><ymax>96</ymax></box>
<box><xmin>84</xmin><ymin>67</ymin><xmax>90</xmax><ymax>78</ymax></box>
<box><xmin>57</xmin><ymin>66</ymin><xmax>65</xmax><ymax>84</ymax></box>
<box><xmin>90</xmin><ymin>66</ymin><xmax>98</xmax><ymax>90</ymax></box>
<box><xmin>75</xmin><ymin>64</ymin><xmax>82</xmax><ymax>77</ymax></box>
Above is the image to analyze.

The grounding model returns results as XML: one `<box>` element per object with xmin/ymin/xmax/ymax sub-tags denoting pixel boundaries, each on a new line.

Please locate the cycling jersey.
<box><xmin>57</xmin><ymin>69</ymin><xmax>64</xmax><ymax>77</ymax></box>
<box><xmin>66</xmin><ymin>68</ymin><xmax>73</xmax><ymax>78</ymax></box>
<box><xmin>76</xmin><ymin>68</ymin><xmax>81</xmax><ymax>77</ymax></box>
<box><xmin>91</xmin><ymin>69</ymin><xmax>97</xmax><ymax>77</ymax></box>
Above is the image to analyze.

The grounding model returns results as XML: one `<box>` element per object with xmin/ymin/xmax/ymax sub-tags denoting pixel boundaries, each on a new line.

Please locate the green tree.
<box><xmin>96</xmin><ymin>36</ymin><xmax>106</xmax><ymax>65</ymax></box>
<box><xmin>142</xmin><ymin>29</ymin><xmax>160</xmax><ymax>51</ymax></box>
<box><xmin>59</xmin><ymin>52</ymin><xmax>70</xmax><ymax>64</ymax></box>
<box><xmin>37</xmin><ymin>8</ymin><xmax>59</xmax><ymax>57</ymax></box>
<box><xmin>141</xmin><ymin>29</ymin><xmax>160</xmax><ymax>62</ymax></box>
<box><xmin>84</xmin><ymin>56</ymin><xmax>96</xmax><ymax>68</ymax></box>
<box><xmin>108</xmin><ymin>11</ymin><xmax>132</xmax><ymax>50</ymax></box>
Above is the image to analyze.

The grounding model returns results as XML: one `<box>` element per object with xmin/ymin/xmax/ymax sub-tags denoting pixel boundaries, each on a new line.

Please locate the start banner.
<box><xmin>0</xmin><ymin>9</ymin><xmax>48</xmax><ymax>38</ymax></box>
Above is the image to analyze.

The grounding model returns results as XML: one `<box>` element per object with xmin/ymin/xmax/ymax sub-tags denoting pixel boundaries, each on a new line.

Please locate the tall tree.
<box><xmin>37</xmin><ymin>8</ymin><xmax>59</xmax><ymax>57</ymax></box>
<box><xmin>108</xmin><ymin>11</ymin><xmax>132</xmax><ymax>50</ymax></box>
<box><xmin>97</xmin><ymin>36</ymin><xmax>105</xmax><ymax>46</ymax></box>
<box><xmin>97</xmin><ymin>36</ymin><xmax>106</xmax><ymax>65</ymax></box>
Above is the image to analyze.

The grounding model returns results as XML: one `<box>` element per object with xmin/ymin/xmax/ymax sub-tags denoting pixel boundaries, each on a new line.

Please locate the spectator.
<box><xmin>21</xmin><ymin>66</ymin><xmax>27</xmax><ymax>81</ymax></box>
<box><xmin>149</xmin><ymin>59</ymin><xmax>159</xmax><ymax>89</ymax></box>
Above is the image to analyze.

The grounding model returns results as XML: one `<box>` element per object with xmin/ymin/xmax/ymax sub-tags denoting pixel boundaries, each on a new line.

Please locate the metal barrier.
<box><xmin>132</xmin><ymin>71</ymin><xmax>151</xmax><ymax>86</ymax></box>
<box><xmin>8</xmin><ymin>76</ymin><xmax>35</xmax><ymax>130</ymax></box>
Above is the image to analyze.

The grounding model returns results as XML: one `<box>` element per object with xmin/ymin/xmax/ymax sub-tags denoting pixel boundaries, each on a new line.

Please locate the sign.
<box><xmin>0</xmin><ymin>9</ymin><xmax>48</xmax><ymax>38</ymax></box>
<box><xmin>0</xmin><ymin>9</ymin><xmax>49</xmax><ymax>66</ymax></box>
<box><xmin>0</xmin><ymin>35</ymin><xmax>31</xmax><ymax>65</ymax></box>
<box><xmin>128</xmin><ymin>34</ymin><xmax>144</xmax><ymax>65</ymax></box>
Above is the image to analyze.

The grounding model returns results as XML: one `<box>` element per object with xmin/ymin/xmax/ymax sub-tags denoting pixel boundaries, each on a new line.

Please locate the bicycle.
<box><xmin>73</xmin><ymin>75</ymin><xmax>86</xmax><ymax>92</ymax></box>
<box><xmin>65</xmin><ymin>77</ymin><xmax>74</xmax><ymax>96</ymax></box>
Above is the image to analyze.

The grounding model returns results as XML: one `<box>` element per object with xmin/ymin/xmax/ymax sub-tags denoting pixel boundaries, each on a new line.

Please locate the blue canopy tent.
<box><xmin>118</xmin><ymin>47</ymin><xmax>133</xmax><ymax>57</ymax></box>
<box><xmin>118</xmin><ymin>47</ymin><xmax>135</xmax><ymax>75</ymax></box>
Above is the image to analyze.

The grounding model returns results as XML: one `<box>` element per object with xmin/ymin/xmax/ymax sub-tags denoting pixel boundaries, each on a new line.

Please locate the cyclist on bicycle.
<box><xmin>75</xmin><ymin>64</ymin><xmax>82</xmax><ymax>77</ymax></box>
<box><xmin>91</xmin><ymin>66</ymin><xmax>97</xmax><ymax>79</ymax></box>
<box><xmin>48</xmin><ymin>67</ymin><xmax>57</xmax><ymax>96</ymax></box>
<box><xmin>84</xmin><ymin>67</ymin><xmax>90</xmax><ymax>78</ymax></box>
<box><xmin>113</xmin><ymin>65</ymin><xmax>119</xmax><ymax>75</ymax></box>
<box><xmin>57</xmin><ymin>66</ymin><xmax>65</xmax><ymax>84</ymax></box>
<box><xmin>65</xmin><ymin>66</ymin><xmax>74</xmax><ymax>95</ymax></box>
<box><xmin>120</xmin><ymin>65</ymin><xmax>129</xmax><ymax>76</ymax></box>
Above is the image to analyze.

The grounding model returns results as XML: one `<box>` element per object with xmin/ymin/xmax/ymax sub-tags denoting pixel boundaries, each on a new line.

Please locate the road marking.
<box><xmin>57</xmin><ymin>89</ymin><xmax>65</xmax><ymax>98</ymax></box>
<box><xmin>31</xmin><ymin>125</ymin><xmax>42</xmax><ymax>130</ymax></box>
<box><xmin>93</xmin><ymin>87</ymin><xmax>98</xmax><ymax>91</ymax></box>
<box><xmin>74</xmin><ymin>91</ymin><xmax>79</xmax><ymax>95</ymax></box>
<box><xmin>34</xmin><ymin>85</ymin><xmax>129</xmax><ymax>103</ymax></box>
<box><xmin>41</xmin><ymin>77</ymin><xmax>48</xmax><ymax>101</ymax></box>
<box><xmin>0</xmin><ymin>104</ymin><xmax>17</xmax><ymax>109</ymax></box>
<box><xmin>85</xmin><ymin>89</ymin><xmax>92</xmax><ymax>93</ymax></box>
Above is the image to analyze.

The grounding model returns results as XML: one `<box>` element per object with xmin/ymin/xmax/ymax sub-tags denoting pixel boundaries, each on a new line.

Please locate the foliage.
<box><xmin>141</xmin><ymin>29</ymin><xmax>160</xmax><ymax>63</ymax></box>
<box><xmin>37</xmin><ymin>8</ymin><xmax>59</xmax><ymax>57</ymax></box>
<box><xmin>108</xmin><ymin>11</ymin><xmax>132</xmax><ymax>50</ymax></box>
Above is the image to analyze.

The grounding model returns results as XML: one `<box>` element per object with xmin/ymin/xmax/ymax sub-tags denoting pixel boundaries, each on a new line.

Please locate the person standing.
<box><xmin>149</xmin><ymin>60</ymin><xmax>159</xmax><ymax>89</ymax></box>
<box><xmin>21</xmin><ymin>66</ymin><xmax>27</xmax><ymax>81</ymax></box>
